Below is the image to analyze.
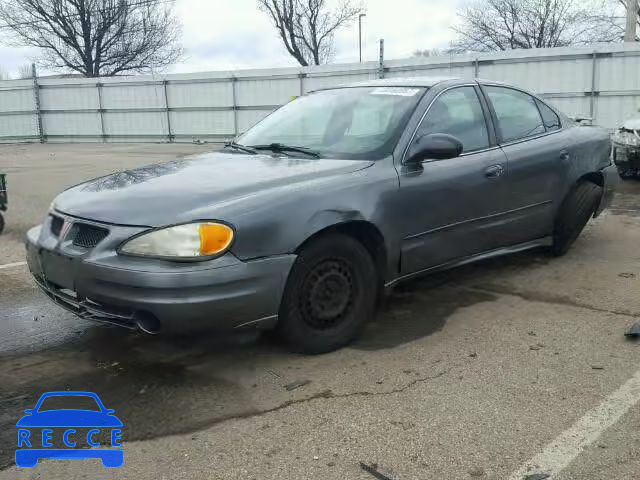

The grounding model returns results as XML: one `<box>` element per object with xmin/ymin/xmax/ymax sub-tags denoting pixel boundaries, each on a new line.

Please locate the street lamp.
<box><xmin>358</xmin><ymin>13</ymin><xmax>366</xmax><ymax>62</ymax></box>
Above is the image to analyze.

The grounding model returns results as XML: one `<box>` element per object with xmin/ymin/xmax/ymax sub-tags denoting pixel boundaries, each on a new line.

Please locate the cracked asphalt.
<box><xmin>1</xmin><ymin>144</ymin><xmax>640</xmax><ymax>479</ymax></box>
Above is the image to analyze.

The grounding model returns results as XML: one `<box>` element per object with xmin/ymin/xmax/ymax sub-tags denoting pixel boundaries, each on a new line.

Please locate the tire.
<box><xmin>0</xmin><ymin>213</ymin><xmax>4</xmax><ymax>235</ymax></box>
<box><xmin>277</xmin><ymin>233</ymin><xmax>377</xmax><ymax>354</ymax></box>
<box><xmin>550</xmin><ymin>180</ymin><xmax>602</xmax><ymax>256</ymax></box>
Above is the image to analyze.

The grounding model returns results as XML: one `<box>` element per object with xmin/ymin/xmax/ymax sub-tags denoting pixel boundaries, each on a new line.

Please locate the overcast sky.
<box><xmin>0</xmin><ymin>0</ymin><xmax>461</xmax><ymax>77</ymax></box>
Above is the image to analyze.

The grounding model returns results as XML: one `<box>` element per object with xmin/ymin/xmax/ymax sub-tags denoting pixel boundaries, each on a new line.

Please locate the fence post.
<box><xmin>474</xmin><ymin>58</ymin><xmax>479</xmax><ymax>78</ymax></box>
<box><xmin>231</xmin><ymin>76</ymin><xmax>238</xmax><ymax>137</ymax></box>
<box><xmin>31</xmin><ymin>63</ymin><xmax>44</xmax><ymax>143</ymax></box>
<box><xmin>378</xmin><ymin>39</ymin><xmax>385</xmax><ymax>79</ymax></box>
<box><xmin>96</xmin><ymin>82</ymin><xmax>106</xmax><ymax>142</ymax></box>
<box><xmin>298</xmin><ymin>72</ymin><xmax>305</xmax><ymax>96</ymax></box>
<box><xmin>163</xmin><ymin>80</ymin><xmax>173</xmax><ymax>142</ymax></box>
<box><xmin>589</xmin><ymin>51</ymin><xmax>597</xmax><ymax>121</ymax></box>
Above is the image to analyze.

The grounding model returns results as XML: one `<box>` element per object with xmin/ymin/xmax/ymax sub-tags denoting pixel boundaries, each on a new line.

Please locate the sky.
<box><xmin>0</xmin><ymin>0</ymin><xmax>461</xmax><ymax>77</ymax></box>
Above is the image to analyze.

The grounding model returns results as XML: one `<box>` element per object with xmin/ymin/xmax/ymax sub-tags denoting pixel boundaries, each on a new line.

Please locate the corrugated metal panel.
<box><xmin>42</xmin><ymin>112</ymin><xmax>101</xmax><ymax>136</ymax></box>
<box><xmin>0</xmin><ymin>88</ymin><xmax>35</xmax><ymax>113</ymax></box>
<box><xmin>597</xmin><ymin>95</ymin><xmax>640</xmax><ymax>128</ymax></box>
<box><xmin>169</xmin><ymin>110</ymin><xmax>234</xmax><ymax>136</ymax></box>
<box><xmin>597</xmin><ymin>53</ymin><xmax>640</xmax><ymax>92</ymax></box>
<box><xmin>101</xmin><ymin>84</ymin><xmax>166</xmax><ymax>109</ymax></box>
<box><xmin>0</xmin><ymin>44</ymin><xmax>639</xmax><ymax>141</ymax></box>
<box><xmin>40</xmin><ymin>86</ymin><xmax>99</xmax><ymax>110</ymax></box>
<box><xmin>0</xmin><ymin>113</ymin><xmax>37</xmax><ymax>138</ymax></box>
<box><xmin>103</xmin><ymin>112</ymin><xmax>167</xmax><ymax>135</ymax></box>
<box><xmin>480</xmin><ymin>58</ymin><xmax>592</xmax><ymax>94</ymax></box>
<box><xmin>304</xmin><ymin>73</ymin><xmax>376</xmax><ymax>91</ymax></box>
<box><xmin>236</xmin><ymin>78</ymin><xmax>299</xmax><ymax>106</ymax></box>
<box><xmin>387</xmin><ymin>64</ymin><xmax>474</xmax><ymax>80</ymax></box>
<box><xmin>168</xmin><ymin>81</ymin><xmax>233</xmax><ymax>108</ymax></box>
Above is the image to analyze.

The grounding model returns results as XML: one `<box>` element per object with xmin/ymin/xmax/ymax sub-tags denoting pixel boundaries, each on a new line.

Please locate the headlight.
<box><xmin>119</xmin><ymin>222</ymin><xmax>234</xmax><ymax>259</ymax></box>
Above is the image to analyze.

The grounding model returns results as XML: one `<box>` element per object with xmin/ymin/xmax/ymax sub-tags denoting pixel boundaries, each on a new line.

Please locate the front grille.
<box><xmin>50</xmin><ymin>215</ymin><xmax>64</xmax><ymax>237</ymax></box>
<box><xmin>70</xmin><ymin>223</ymin><xmax>109</xmax><ymax>248</ymax></box>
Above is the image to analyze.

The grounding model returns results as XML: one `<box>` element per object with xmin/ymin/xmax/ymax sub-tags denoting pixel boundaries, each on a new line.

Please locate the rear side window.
<box><xmin>486</xmin><ymin>86</ymin><xmax>545</xmax><ymax>143</ymax></box>
<box><xmin>535</xmin><ymin>99</ymin><xmax>561</xmax><ymax>131</ymax></box>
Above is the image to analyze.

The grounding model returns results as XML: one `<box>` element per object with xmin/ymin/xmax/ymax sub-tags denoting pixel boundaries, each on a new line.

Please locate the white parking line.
<box><xmin>0</xmin><ymin>261</ymin><xmax>27</xmax><ymax>270</ymax></box>
<box><xmin>508</xmin><ymin>368</ymin><xmax>640</xmax><ymax>479</ymax></box>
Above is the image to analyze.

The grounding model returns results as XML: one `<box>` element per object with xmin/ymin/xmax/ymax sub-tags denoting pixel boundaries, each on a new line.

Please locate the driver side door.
<box><xmin>396</xmin><ymin>85</ymin><xmax>512</xmax><ymax>274</ymax></box>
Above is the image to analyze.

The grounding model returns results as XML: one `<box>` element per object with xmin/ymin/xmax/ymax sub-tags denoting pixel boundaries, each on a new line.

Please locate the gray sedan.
<box><xmin>26</xmin><ymin>77</ymin><xmax>618</xmax><ymax>353</ymax></box>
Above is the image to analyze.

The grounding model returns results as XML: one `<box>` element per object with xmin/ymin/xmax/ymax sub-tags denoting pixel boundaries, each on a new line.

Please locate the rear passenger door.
<box><xmin>481</xmin><ymin>85</ymin><xmax>571</xmax><ymax>244</ymax></box>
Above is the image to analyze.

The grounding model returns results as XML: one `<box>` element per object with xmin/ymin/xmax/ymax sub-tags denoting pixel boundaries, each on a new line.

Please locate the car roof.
<box><xmin>339</xmin><ymin>77</ymin><xmax>463</xmax><ymax>88</ymax></box>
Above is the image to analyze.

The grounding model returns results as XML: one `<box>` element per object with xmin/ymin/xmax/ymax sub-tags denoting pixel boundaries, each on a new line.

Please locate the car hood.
<box><xmin>622</xmin><ymin>117</ymin><xmax>640</xmax><ymax>131</ymax></box>
<box><xmin>54</xmin><ymin>151</ymin><xmax>373</xmax><ymax>226</ymax></box>
<box><xmin>16</xmin><ymin>410</ymin><xmax>123</xmax><ymax>427</ymax></box>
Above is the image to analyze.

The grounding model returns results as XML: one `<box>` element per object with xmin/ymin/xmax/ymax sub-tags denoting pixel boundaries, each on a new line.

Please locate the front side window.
<box><xmin>237</xmin><ymin>86</ymin><xmax>425</xmax><ymax>159</ymax></box>
<box><xmin>415</xmin><ymin>86</ymin><xmax>490</xmax><ymax>154</ymax></box>
<box><xmin>536</xmin><ymin>99</ymin><xmax>561</xmax><ymax>131</ymax></box>
<box><xmin>486</xmin><ymin>86</ymin><xmax>545</xmax><ymax>142</ymax></box>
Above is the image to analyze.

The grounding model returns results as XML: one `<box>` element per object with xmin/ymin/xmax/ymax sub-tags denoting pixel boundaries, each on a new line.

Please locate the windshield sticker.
<box><xmin>370</xmin><ymin>87</ymin><xmax>420</xmax><ymax>97</ymax></box>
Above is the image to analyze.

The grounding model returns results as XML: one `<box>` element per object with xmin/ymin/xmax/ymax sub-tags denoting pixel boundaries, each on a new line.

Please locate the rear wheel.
<box><xmin>550</xmin><ymin>180</ymin><xmax>602</xmax><ymax>256</ymax></box>
<box><xmin>0</xmin><ymin>213</ymin><xmax>4</xmax><ymax>235</ymax></box>
<box><xmin>277</xmin><ymin>233</ymin><xmax>377</xmax><ymax>354</ymax></box>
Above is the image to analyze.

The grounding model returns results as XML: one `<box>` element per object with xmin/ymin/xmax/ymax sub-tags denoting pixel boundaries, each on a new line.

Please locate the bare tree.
<box><xmin>17</xmin><ymin>64</ymin><xmax>33</xmax><ymax>79</ymax></box>
<box><xmin>618</xmin><ymin>0</ymin><xmax>639</xmax><ymax>40</ymax></box>
<box><xmin>258</xmin><ymin>0</ymin><xmax>364</xmax><ymax>66</ymax></box>
<box><xmin>452</xmin><ymin>0</ymin><xmax>624</xmax><ymax>52</ymax></box>
<box><xmin>0</xmin><ymin>0</ymin><xmax>183</xmax><ymax>77</ymax></box>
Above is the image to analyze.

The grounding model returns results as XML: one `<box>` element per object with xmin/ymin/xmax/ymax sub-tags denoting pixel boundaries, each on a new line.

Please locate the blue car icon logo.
<box><xmin>16</xmin><ymin>391</ymin><xmax>123</xmax><ymax>468</ymax></box>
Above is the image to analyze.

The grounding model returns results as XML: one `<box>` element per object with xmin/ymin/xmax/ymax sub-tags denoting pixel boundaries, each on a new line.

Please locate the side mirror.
<box><xmin>405</xmin><ymin>133</ymin><xmax>463</xmax><ymax>164</ymax></box>
<box><xmin>24</xmin><ymin>409</ymin><xmax>33</xmax><ymax>414</ymax></box>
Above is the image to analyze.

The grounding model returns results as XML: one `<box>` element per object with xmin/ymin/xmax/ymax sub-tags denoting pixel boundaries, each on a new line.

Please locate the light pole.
<box><xmin>358</xmin><ymin>13</ymin><xmax>366</xmax><ymax>62</ymax></box>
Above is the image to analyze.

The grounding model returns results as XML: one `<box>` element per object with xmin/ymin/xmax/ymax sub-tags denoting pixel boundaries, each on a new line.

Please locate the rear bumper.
<box><xmin>26</xmin><ymin>223</ymin><xmax>295</xmax><ymax>333</ymax></box>
<box><xmin>594</xmin><ymin>163</ymin><xmax>619</xmax><ymax>217</ymax></box>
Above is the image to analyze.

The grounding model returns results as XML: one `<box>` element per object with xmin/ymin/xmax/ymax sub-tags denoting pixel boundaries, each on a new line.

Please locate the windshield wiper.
<box><xmin>224</xmin><ymin>141</ymin><xmax>258</xmax><ymax>155</ymax></box>
<box><xmin>250</xmin><ymin>143</ymin><xmax>321</xmax><ymax>158</ymax></box>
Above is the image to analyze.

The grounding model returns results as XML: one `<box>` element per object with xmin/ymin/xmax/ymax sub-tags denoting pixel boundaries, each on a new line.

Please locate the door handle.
<box><xmin>484</xmin><ymin>164</ymin><xmax>504</xmax><ymax>178</ymax></box>
<box><xmin>560</xmin><ymin>149</ymin><xmax>570</xmax><ymax>161</ymax></box>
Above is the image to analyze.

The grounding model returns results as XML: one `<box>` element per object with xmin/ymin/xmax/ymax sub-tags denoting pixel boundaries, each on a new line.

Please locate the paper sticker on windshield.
<box><xmin>370</xmin><ymin>87</ymin><xmax>420</xmax><ymax>97</ymax></box>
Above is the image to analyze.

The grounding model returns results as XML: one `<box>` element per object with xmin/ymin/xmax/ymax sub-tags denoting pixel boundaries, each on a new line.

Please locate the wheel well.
<box><xmin>580</xmin><ymin>171</ymin><xmax>604</xmax><ymax>187</ymax></box>
<box><xmin>295</xmin><ymin>221</ymin><xmax>387</xmax><ymax>285</ymax></box>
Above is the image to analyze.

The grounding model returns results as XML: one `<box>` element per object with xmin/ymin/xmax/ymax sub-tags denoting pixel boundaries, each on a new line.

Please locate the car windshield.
<box><xmin>38</xmin><ymin>395</ymin><xmax>101</xmax><ymax>412</ymax></box>
<box><xmin>236</xmin><ymin>86</ymin><xmax>425</xmax><ymax>160</ymax></box>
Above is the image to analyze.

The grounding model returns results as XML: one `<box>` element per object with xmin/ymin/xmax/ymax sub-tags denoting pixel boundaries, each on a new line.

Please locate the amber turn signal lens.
<box><xmin>199</xmin><ymin>223</ymin><xmax>234</xmax><ymax>256</ymax></box>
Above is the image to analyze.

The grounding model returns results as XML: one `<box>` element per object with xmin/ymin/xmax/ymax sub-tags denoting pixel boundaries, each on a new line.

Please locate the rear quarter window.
<box><xmin>535</xmin><ymin>99</ymin><xmax>562</xmax><ymax>131</ymax></box>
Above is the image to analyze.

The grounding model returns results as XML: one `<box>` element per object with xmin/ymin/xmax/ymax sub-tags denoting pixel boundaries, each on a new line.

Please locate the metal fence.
<box><xmin>1</xmin><ymin>42</ymin><xmax>640</xmax><ymax>143</ymax></box>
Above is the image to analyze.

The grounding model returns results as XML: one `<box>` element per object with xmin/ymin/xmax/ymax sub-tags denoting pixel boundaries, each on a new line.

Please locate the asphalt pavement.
<box><xmin>1</xmin><ymin>144</ymin><xmax>640</xmax><ymax>479</ymax></box>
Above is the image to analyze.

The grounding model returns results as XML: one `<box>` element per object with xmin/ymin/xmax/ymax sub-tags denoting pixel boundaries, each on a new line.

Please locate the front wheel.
<box><xmin>277</xmin><ymin>233</ymin><xmax>377</xmax><ymax>354</ymax></box>
<box><xmin>550</xmin><ymin>180</ymin><xmax>602</xmax><ymax>256</ymax></box>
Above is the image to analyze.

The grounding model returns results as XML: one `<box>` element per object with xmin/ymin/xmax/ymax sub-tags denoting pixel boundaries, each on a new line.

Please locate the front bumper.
<box><xmin>594</xmin><ymin>163</ymin><xmax>619</xmax><ymax>217</ymax></box>
<box><xmin>613</xmin><ymin>143</ymin><xmax>640</xmax><ymax>172</ymax></box>
<box><xmin>25</xmin><ymin>217</ymin><xmax>296</xmax><ymax>333</ymax></box>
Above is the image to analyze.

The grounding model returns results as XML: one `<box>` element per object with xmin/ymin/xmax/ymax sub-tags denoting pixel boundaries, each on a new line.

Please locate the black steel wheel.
<box><xmin>277</xmin><ymin>233</ymin><xmax>377</xmax><ymax>354</ymax></box>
